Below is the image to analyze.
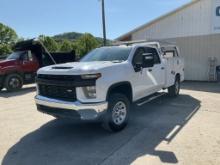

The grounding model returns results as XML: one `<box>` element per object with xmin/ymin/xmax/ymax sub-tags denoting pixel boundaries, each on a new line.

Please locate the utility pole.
<box><xmin>101</xmin><ymin>0</ymin><xmax>107</xmax><ymax>46</ymax></box>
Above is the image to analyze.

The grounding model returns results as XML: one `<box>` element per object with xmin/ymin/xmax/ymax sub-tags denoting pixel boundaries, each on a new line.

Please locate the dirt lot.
<box><xmin>0</xmin><ymin>82</ymin><xmax>220</xmax><ymax>165</ymax></box>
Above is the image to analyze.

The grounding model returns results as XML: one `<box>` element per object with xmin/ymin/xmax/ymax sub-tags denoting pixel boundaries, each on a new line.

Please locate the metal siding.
<box><xmin>129</xmin><ymin>0</ymin><xmax>220</xmax><ymax>81</ymax></box>
<box><xmin>167</xmin><ymin>34</ymin><xmax>220</xmax><ymax>81</ymax></box>
<box><xmin>132</xmin><ymin>0</ymin><xmax>212</xmax><ymax>40</ymax></box>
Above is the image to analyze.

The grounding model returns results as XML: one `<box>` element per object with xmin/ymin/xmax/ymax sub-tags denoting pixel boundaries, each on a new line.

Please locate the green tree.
<box><xmin>76</xmin><ymin>33</ymin><xmax>99</xmax><ymax>57</ymax></box>
<box><xmin>0</xmin><ymin>23</ymin><xmax>18</xmax><ymax>56</ymax></box>
<box><xmin>60</xmin><ymin>39</ymin><xmax>73</xmax><ymax>52</ymax></box>
<box><xmin>39</xmin><ymin>35</ymin><xmax>58</xmax><ymax>52</ymax></box>
<box><xmin>0</xmin><ymin>23</ymin><xmax>18</xmax><ymax>44</ymax></box>
<box><xmin>71</xmin><ymin>42</ymin><xmax>78</xmax><ymax>51</ymax></box>
<box><xmin>0</xmin><ymin>44</ymin><xmax>12</xmax><ymax>56</ymax></box>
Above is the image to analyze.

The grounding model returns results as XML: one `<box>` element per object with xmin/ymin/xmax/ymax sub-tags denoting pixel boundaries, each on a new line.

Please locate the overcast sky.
<box><xmin>0</xmin><ymin>0</ymin><xmax>191</xmax><ymax>39</ymax></box>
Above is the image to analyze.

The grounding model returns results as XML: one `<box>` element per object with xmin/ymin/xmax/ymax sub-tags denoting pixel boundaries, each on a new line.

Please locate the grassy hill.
<box><xmin>53</xmin><ymin>32</ymin><xmax>83</xmax><ymax>41</ymax></box>
<box><xmin>53</xmin><ymin>32</ymin><xmax>111</xmax><ymax>44</ymax></box>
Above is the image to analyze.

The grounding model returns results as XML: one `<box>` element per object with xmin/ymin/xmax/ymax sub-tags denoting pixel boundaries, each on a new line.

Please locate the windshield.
<box><xmin>80</xmin><ymin>47</ymin><xmax>132</xmax><ymax>62</ymax></box>
<box><xmin>6</xmin><ymin>51</ymin><xmax>25</xmax><ymax>60</ymax></box>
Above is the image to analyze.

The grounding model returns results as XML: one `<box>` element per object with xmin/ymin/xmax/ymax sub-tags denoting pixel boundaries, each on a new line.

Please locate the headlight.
<box><xmin>81</xmin><ymin>73</ymin><xmax>102</xmax><ymax>80</ymax></box>
<box><xmin>83</xmin><ymin>86</ymin><xmax>96</xmax><ymax>99</ymax></box>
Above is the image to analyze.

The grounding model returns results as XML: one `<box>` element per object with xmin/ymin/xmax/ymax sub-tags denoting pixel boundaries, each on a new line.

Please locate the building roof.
<box><xmin>116</xmin><ymin>0</ymin><xmax>200</xmax><ymax>41</ymax></box>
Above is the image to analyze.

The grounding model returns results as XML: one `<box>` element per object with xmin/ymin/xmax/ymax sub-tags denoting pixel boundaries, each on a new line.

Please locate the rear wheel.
<box><xmin>102</xmin><ymin>93</ymin><xmax>130</xmax><ymax>132</ymax></box>
<box><xmin>4</xmin><ymin>74</ymin><xmax>23</xmax><ymax>92</ymax></box>
<box><xmin>168</xmin><ymin>76</ymin><xmax>180</xmax><ymax>97</ymax></box>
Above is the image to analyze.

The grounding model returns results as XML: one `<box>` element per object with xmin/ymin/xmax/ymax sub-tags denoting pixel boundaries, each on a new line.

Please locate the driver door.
<box><xmin>20</xmin><ymin>51</ymin><xmax>39</xmax><ymax>73</ymax></box>
<box><xmin>132</xmin><ymin>47</ymin><xmax>156</xmax><ymax>100</ymax></box>
<box><xmin>20</xmin><ymin>51</ymin><xmax>39</xmax><ymax>81</ymax></box>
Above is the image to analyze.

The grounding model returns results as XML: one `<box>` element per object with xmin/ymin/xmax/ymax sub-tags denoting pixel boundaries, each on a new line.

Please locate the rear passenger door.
<box><xmin>145</xmin><ymin>47</ymin><xmax>165</xmax><ymax>92</ymax></box>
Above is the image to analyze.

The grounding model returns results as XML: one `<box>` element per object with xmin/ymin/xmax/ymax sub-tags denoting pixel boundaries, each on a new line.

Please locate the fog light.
<box><xmin>83</xmin><ymin>86</ymin><xmax>96</xmax><ymax>99</ymax></box>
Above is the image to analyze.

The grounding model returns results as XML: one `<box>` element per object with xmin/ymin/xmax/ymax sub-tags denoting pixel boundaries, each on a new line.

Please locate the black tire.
<box><xmin>102</xmin><ymin>93</ymin><xmax>130</xmax><ymax>132</ymax></box>
<box><xmin>4</xmin><ymin>74</ymin><xmax>23</xmax><ymax>92</ymax></box>
<box><xmin>168</xmin><ymin>76</ymin><xmax>180</xmax><ymax>97</ymax></box>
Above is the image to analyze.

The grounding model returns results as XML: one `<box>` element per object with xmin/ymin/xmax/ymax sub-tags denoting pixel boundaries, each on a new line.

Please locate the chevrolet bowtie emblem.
<box><xmin>67</xmin><ymin>89</ymin><xmax>73</xmax><ymax>93</ymax></box>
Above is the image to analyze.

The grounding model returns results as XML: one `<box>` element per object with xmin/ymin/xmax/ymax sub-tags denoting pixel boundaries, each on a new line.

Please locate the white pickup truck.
<box><xmin>35</xmin><ymin>41</ymin><xmax>184</xmax><ymax>132</ymax></box>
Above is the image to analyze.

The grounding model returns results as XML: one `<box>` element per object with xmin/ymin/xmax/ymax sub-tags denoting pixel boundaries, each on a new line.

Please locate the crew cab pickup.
<box><xmin>0</xmin><ymin>39</ymin><xmax>75</xmax><ymax>91</ymax></box>
<box><xmin>35</xmin><ymin>41</ymin><xmax>184</xmax><ymax>132</ymax></box>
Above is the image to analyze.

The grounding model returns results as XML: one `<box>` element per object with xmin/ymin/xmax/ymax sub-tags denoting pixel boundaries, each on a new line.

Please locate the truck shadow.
<box><xmin>2</xmin><ymin>94</ymin><xmax>200</xmax><ymax>165</ymax></box>
<box><xmin>0</xmin><ymin>86</ymin><xmax>36</xmax><ymax>98</ymax></box>
<box><xmin>182</xmin><ymin>81</ymin><xmax>220</xmax><ymax>93</ymax></box>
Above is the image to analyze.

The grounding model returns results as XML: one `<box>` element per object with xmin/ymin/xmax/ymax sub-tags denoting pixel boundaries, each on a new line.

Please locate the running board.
<box><xmin>136</xmin><ymin>92</ymin><xmax>166</xmax><ymax>106</ymax></box>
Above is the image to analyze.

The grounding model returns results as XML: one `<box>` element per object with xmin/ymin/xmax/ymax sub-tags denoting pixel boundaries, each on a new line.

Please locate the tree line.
<box><xmin>0</xmin><ymin>22</ymin><xmax>104</xmax><ymax>58</ymax></box>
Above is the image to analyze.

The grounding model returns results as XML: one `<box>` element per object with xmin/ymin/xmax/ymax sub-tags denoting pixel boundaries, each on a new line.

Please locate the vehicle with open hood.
<box><xmin>0</xmin><ymin>39</ymin><xmax>75</xmax><ymax>91</ymax></box>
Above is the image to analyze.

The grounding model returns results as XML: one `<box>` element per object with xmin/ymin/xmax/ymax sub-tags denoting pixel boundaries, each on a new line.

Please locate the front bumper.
<box><xmin>35</xmin><ymin>95</ymin><xmax>108</xmax><ymax>120</ymax></box>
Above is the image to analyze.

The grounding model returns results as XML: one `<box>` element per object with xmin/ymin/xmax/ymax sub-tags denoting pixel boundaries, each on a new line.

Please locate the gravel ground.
<box><xmin>0</xmin><ymin>82</ymin><xmax>220</xmax><ymax>165</ymax></box>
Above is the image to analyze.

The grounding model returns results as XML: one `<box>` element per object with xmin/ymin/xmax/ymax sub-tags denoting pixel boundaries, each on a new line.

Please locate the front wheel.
<box><xmin>102</xmin><ymin>93</ymin><xmax>130</xmax><ymax>132</ymax></box>
<box><xmin>168</xmin><ymin>77</ymin><xmax>180</xmax><ymax>97</ymax></box>
<box><xmin>4</xmin><ymin>74</ymin><xmax>23</xmax><ymax>92</ymax></box>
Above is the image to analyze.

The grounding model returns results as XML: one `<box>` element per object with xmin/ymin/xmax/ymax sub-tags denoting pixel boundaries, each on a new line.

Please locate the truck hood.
<box><xmin>38</xmin><ymin>61</ymin><xmax>123</xmax><ymax>75</ymax></box>
<box><xmin>0</xmin><ymin>59</ymin><xmax>18</xmax><ymax>68</ymax></box>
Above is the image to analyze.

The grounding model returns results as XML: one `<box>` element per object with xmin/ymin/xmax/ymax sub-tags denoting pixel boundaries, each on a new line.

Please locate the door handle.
<box><xmin>161</xmin><ymin>67</ymin><xmax>165</xmax><ymax>70</ymax></box>
<box><xmin>148</xmin><ymin>69</ymin><xmax>152</xmax><ymax>72</ymax></box>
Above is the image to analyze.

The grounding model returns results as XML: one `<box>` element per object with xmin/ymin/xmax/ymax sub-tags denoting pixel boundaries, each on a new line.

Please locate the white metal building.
<box><xmin>116</xmin><ymin>0</ymin><xmax>220</xmax><ymax>81</ymax></box>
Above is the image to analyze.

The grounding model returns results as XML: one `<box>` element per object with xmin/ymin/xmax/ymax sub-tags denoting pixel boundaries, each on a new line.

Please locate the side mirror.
<box><xmin>134</xmin><ymin>63</ymin><xmax>142</xmax><ymax>72</ymax></box>
<box><xmin>142</xmin><ymin>53</ymin><xmax>154</xmax><ymax>68</ymax></box>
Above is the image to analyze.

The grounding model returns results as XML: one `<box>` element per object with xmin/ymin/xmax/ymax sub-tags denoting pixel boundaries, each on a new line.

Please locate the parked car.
<box><xmin>35</xmin><ymin>41</ymin><xmax>184</xmax><ymax>132</ymax></box>
<box><xmin>0</xmin><ymin>39</ymin><xmax>75</xmax><ymax>91</ymax></box>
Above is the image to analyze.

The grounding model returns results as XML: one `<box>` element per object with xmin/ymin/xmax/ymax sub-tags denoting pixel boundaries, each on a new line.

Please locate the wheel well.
<box><xmin>4</xmin><ymin>72</ymin><xmax>23</xmax><ymax>83</ymax></box>
<box><xmin>5</xmin><ymin>72</ymin><xmax>23</xmax><ymax>79</ymax></box>
<box><xmin>107</xmin><ymin>82</ymin><xmax>133</xmax><ymax>102</ymax></box>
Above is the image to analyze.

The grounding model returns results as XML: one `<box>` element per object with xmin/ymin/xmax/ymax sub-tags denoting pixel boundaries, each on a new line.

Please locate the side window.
<box><xmin>145</xmin><ymin>47</ymin><xmax>161</xmax><ymax>64</ymax></box>
<box><xmin>164</xmin><ymin>51</ymin><xmax>174</xmax><ymax>58</ymax></box>
<box><xmin>28</xmin><ymin>51</ymin><xmax>34</xmax><ymax>61</ymax></box>
<box><xmin>21</xmin><ymin>52</ymin><xmax>29</xmax><ymax>61</ymax></box>
<box><xmin>133</xmin><ymin>47</ymin><xmax>145</xmax><ymax>65</ymax></box>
